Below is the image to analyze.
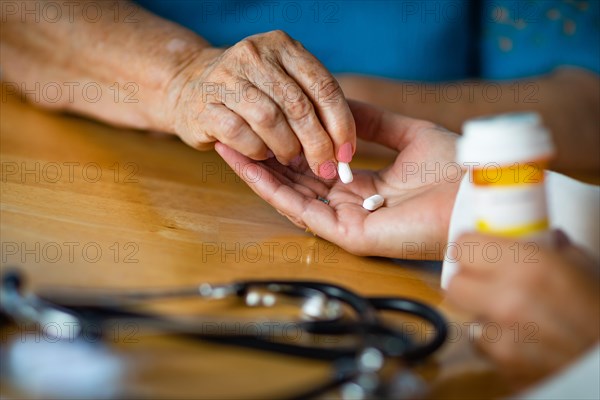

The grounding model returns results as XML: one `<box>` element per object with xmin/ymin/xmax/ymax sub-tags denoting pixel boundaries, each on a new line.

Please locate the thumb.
<box><xmin>348</xmin><ymin>99</ymin><xmax>431</xmax><ymax>152</ymax></box>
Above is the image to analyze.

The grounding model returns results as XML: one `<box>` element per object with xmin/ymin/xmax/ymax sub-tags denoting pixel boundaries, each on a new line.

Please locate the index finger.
<box><xmin>214</xmin><ymin>142</ymin><xmax>339</xmax><ymax>227</ymax></box>
<box><xmin>280</xmin><ymin>40</ymin><xmax>356</xmax><ymax>164</ymax></box>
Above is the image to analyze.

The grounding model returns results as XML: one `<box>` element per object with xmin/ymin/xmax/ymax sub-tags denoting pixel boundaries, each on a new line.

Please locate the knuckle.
<box><xmin>285</xmin><ymin>96</ymin><xmax>314</xmax><ymax>122</ymax></box>
<box><xmin>315</xmin><ymin>77</ymin><xmax>343</xmax><ymax>105</ymax></box>
<box><xmin>304</xmin><ymin>136</ymin><xmax>333</xmax><ymax>158</ymax></box>
<box><xmin>232</xmin><ymin>38</ymin><xmax>261</xmax><ymax>63</ymax></box>
<box><xmin>269</xmin><ymin>29</ymin><xmax>292</xmax><ymax>42</ymax></box>
<box><xmin>219</xmin><ymin>116</ymin><xmax>245</xmax><ymax>141</ymax></box>
<box><xmin>251</xmin><ymin>103</ymin><xmax>279</xmax><ymax>127</ymax></box>
<box><xmin>177</xmin><ymin>116</ymin><xmax>212</xmax><ymax>150</ymax></box>
<box><xmin>178</xmin><ymin>120</ymin><xmax>212</xmax><ymax>150</ymax></box>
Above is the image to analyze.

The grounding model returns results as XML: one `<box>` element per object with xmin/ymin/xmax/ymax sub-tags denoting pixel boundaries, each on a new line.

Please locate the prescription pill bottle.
<box><xmin>457</xmin><ymin>112</ymin><xmax>555</xmax><ymax>240</ymax></box>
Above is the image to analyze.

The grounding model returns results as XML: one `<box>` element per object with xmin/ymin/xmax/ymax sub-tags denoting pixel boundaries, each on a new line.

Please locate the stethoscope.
<box><xmin>0</xmin><ymin>268</ymin><xmax>448</xmax><ymax>399</ymax></box>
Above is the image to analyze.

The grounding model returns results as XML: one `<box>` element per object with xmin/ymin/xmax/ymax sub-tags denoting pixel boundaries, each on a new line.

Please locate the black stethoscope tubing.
<box><xmin>32</xmin><ymin>280</ymin><xmax>447</xmax><ymax>361</ymax></box>
<box><xmin>1</xmin><ymin>271</ymin><xmax>448</xmax><ymax>399</ymax></box>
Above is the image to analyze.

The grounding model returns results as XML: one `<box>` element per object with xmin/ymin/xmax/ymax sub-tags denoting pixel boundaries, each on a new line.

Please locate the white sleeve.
<box><xmin>515</xmin><ymin>344</ymin><xmax>600</xmax><ymax>400</ymax></box>
<box><xmin>440</xmin><ymin>172</ymin><xmax>600</xmax><ymax>398</ymax></box>
<box><xmin>441</xmin><ymin>171</ymin><xmax>600</xmax><ymax>289</ymax></box>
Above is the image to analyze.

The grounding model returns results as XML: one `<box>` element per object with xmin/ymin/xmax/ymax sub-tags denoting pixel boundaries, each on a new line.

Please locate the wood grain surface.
<box><xmin>1</xmin><ymin>93</ymin><xmax>517</xmax><ymax>399</ymax></box>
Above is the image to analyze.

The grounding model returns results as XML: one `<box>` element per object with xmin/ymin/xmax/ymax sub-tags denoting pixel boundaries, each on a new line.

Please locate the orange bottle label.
<box><xmin>472</xmin><ymin>161</ymin><xmax>547</xmax><ymax>187</ymax></box>
<box><xmin>471</xmin><ymin>159</ymin><xmax>549</xmax><ymax>238</ymax></box>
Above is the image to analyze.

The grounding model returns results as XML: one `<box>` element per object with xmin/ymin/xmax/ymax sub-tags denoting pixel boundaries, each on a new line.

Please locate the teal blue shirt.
<box><xmin>136</xmin><ymin>0</ymin><xmax>599</xmax><ymax>81</ymax></box>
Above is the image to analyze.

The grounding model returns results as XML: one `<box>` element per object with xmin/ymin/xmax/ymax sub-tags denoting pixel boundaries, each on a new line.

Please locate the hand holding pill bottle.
<box><xmin>457</xmin><ymin>113</ymin><xmax>555</xmax><ymax>241</ymax></box>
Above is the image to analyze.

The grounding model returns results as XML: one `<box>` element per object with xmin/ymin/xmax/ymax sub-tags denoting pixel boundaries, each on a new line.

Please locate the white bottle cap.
<box><xmin>457</xmin><ymin>112</ymin><xmax>555</xmax><ymax>165</ymax></box>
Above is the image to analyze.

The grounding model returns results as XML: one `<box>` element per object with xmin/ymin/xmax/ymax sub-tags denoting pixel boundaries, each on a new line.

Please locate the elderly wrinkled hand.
<box><xmin>167</xmin><ymin>30</ymin><xmax>356</xmax><ymax>180</ymax></box>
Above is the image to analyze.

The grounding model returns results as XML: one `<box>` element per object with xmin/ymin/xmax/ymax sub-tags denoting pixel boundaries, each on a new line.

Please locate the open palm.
<box><xmin>216</xmin><ymin>100</ymin><xmax>462</xmax><ymax>259</ymax></box>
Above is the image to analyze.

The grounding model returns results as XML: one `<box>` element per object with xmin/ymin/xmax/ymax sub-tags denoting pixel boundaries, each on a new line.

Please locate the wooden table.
<box><xmin>1</xmin><ymin>94</ymin><xmax>514</xmax><ymax>399</ymax></box>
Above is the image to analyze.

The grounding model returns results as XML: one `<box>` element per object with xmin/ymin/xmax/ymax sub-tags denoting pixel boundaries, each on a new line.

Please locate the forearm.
<box><xmin>338</xmin><ymin>69</ymin><xmax>600</xmax><ymax>171</ymax></box>
<box><xmin>0</xmin><ymin>0</ymin><xmax>209</xmax><ymax>131</ymax></box>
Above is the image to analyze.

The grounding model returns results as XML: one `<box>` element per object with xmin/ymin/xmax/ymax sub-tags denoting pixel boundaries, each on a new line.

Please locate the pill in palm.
<box><xmin>337</xmin><ymin>162</ymin><xmax>353</xmax><ymax>184</ymax></box>
<box><xmin>362</xmin><ymin>194</ymin><xmax>384</xmax><ymax>211</ymax></box>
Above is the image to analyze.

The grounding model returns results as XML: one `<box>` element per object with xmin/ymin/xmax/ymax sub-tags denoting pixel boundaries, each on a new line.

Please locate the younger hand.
<box><xmin>216</xmin><ymin>100</ymin><xmax>461</xmax><ymax>259</ymax></box>
<box><xmin>447</xmin><ymin>231</ymin><xmax>600</xmax><ymax>387</ymax></box>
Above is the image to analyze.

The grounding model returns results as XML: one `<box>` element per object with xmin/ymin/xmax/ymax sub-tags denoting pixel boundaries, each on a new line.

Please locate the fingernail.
<box><xmin>319</xmin><ymin>160</ymin><xmax>337</xmax><ymax>180</ymax></box>
<box><xmin>337</xmin><ymin>142</ymin><xmax>353</xmax><ymax>163</ymax></box>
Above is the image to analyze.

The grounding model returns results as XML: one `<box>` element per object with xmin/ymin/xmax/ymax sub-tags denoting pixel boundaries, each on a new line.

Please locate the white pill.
<box><xmin>362</xmin><ymin>194</ymin><xmax>384</xmax><ymax>211</ymax></box>
<box><xmin>337</xmin><ymin>162</ymin><xmax>353</xmax><ymax>184</ymax></box>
